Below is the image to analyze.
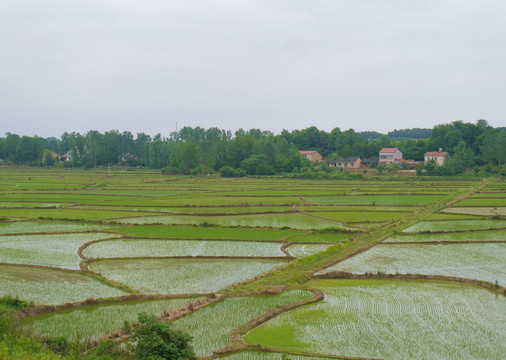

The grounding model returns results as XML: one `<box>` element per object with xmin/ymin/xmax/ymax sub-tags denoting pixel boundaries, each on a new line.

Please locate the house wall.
<box><xmin>424</xmin><ymin>155</ymin><xmax>445</xmax><ymax>165</ymax></box>
<box><xmin>307</xmin><ymin>152</ymin><xmax>322</xmax><ymax>163</ymax></box>
<box><xmin>379</xmin><ymin>150</ymin><xmax>402</xmax><ymax>164</ymax></box>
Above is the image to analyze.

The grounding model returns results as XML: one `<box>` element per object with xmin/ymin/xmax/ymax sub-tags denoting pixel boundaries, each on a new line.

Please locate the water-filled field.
<box><xmin>441</xmin><ymin>207</ymin><xmax>506</xmax><ymax>216</ymax></box>
<box><xmin>172</xmin><ymin>290</ymin><xmax>313</xmax><ymax>357</ymax></box>
<box><xmin>114</xmin><ymin>213</ymin><xmax>356</xmax><ymax>230</ymax></box>
<box><xmin>317</xmin><ymin>243</ymin><xmax>506</xmax><ymax>285</ymax></box>
<box><xmin>0</xmin><ymin>232</ymin><xmax>122</xmax><ymax>269</ymax></box>
<box><xmin>0</xmin><ymin>265</ymin><xmax>127</xmax><ymax>305</ymax></box>
<box><xmin>384</xmin><ymin>229</ymin><xmax>506</xmax><ymax>243</ymax></box>
<box><xmin>83</xmin><ymin>239</ymin><xmax>286</xmax><ymax>258</ymax></box>
<box><xmin>402</xmin><ymin>219</ymin><xmax>506</xmax><ymax>232</ymax></box>
<box><xmin>89</xmin><ymin>258</ymin><xmax>286</xmax><ymax>294</ymax></box>
<box><xmin>0</xmin><ymin>168</ymin><xmax>503</xmax><ymax>360</ymax></box>
<box><xmin>21</xmin><ymin>298</ymin><xmax>192</xmax><ymax>341</ymax></box>
<box><xmin>0</xmin><ymin>221</ymin><xmax>109</xmax><ymax>234</ymax></box>
<box><xmin>244</xmin><ymin>280</ymin><xmax>506</xmax><ymax>360</ymax></box>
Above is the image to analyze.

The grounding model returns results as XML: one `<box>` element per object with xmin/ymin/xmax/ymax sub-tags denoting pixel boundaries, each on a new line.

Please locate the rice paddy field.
<box><xmin>0</xmin><ymin>167</ymin><xmax>504</xmax><ymax>359</ymax></box>
<box><xmin>244</xmin><ymin>279</ymin><xmax>506</xmax><ymax>360</ymax></box>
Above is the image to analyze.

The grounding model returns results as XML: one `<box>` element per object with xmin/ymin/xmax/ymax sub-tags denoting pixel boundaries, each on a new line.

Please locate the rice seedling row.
<box><xmin>316</xmin><ymin>243</ymin><xmax>506</xmax><ymax>285</ymax></box>
<box><xmin>83</xmin><ymin>239</ymin><xmax>286</xmax><ymax>258</ymax></box>
<box><xmin>89</xmin><ymin>258</ymin><xmax>287</xmax><ymax>294</ymax></box>
<box><xmin>113</xmin><ymin>213</ymin><xmax>356</xmax><ymax>230</ymax></box>
<box><xmin>0</xmin><ymin>232</ymin><xmax>123</xmax><ymax>269</ymax></box>
<box><xmin>441</xmin><ymin>207</ymin><xmax>506</xmax><ymax>216</ymax></box>
<box><xmin>0</xmin><ymin>221</ymin><xmax>110</xmax><ymax>235</ymax></box>
<box><xmin>172</xmin><ymin>290</ymin><xmax>313</xmax><ymax>357</ymax></box>
<box><xmin>0</xmin><ymin>264</ymin><xmax>127</xmax><ymax>305</ymax></box>
<box><xmin>402</xmin><ymin>219</ymin><xmax>506</xmax><ymax>233</ymax></box>
<box><xmin>384</xmin><ymin>229</ymin><xmax>506</xmax><ymax>243</ymax></box>
<box><xmin>21</xmin><ymin>298</ymin><xmax>192</xmax><ymax>341</ymax></box>
<box><xmin>244</xmin><ymin>279</ymin><xmax>506</xmax><ymax>360</ymax></box>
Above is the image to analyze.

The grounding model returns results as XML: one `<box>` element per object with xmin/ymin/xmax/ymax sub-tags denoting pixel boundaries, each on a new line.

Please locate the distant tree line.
<box><xmin>0</xmin><ymin>120</ymin><xmax>504</xmax><ymax>176</ymax></box>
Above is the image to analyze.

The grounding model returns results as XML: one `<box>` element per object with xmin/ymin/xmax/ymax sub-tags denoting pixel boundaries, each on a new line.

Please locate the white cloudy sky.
<box><xmin>1</xmin><ymin>0</ymin><xmax>505</xmax><ymax>137</ymax></box>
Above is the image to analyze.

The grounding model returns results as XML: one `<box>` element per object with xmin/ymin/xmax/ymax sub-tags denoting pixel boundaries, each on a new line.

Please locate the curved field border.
<box><xmin>0</xmin><ymin>262</ymin><xmax>133</xmax><ymax>295</ymax></box>
<box><xmin>313</xmin><ymin>272</ymin><xmax>506</xmax><ymax>297</ymax></box>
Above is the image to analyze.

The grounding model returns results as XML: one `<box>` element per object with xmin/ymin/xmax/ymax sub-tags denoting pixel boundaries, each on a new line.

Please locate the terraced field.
<box><xmin>0</xmin><ymin>167</ymin><xmax>503</xmax><ymax>360</ymax></box>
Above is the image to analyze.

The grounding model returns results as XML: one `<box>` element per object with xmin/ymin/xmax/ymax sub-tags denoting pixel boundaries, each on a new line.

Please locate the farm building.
<box><xmin>327</xmin><ymin>157</ymin><xmax>362</xmax><ymax>169</ymax></box>
<box><xmin>379</xmin><ymin>148</ymin><xmax>403</xmax><ymax>164</ymax></box>
<box><xmin>300</xmin><ymin>150</ymin><xmax>323</xmax><ymax>163</ymax></box>
<box><xmin>424</xmin><ymin>150</ymin><xmax>448</xmax><ymax>165</ymax></box>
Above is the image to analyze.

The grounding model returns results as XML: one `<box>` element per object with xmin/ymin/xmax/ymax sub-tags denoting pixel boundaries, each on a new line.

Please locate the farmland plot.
<box><xmin>384</xmin><ymin>229</ymin><xmax>506</xmax><ymax>243</ymax></box>
<box><xmin>304</xmin><ymin>194</ymin><xmax>444</xmax><ymax>206</ymax></box>
<box><xmin>402</xmin><ymin>219</ymin><xmax>506</xmax><ymax>232</ymax></box>
<box><xmin>0</xmin><ymin>221</ymin><xmax>109</xmax><ymax>234</ymax></box>
<box><xmin>83</xmin><ymin>239</ymin><xmax>286</xmax><ymax>258</ymax></box>
<box><xmin>114</xmin><ymin>213</ymin><xmax>355</xmax><ymax>230</ymax></box>
<box><xmin>244</xmin><ymin>280</ymin><xmax>506</xmax><ymax>360</ymax></box>
<box><xmin>441</xmin><ymin>207</ymin><xmax>506</xmax><ymax>216</ymax></box>
<box><xmin>304</xmin><ymin>211</ymin><xmax>411</xmax><ymax>223</ymax></box>
<box><xmin>172</xmin><ymin>290</ymin><xmax>313</xmax><ymax>357</ymax></box>
<box><xmin>287</xmin><ymin>233</ymin><xmax>353</xmax><ymax>244</ymax></box>
<box><xmin>220</xmin><ymin>352</ymin><xmax>337</xmax><ymax>360</ymax></box>
<box><xmin>316</xmin><ymin>243</ymin><xmax>506</xmax><ymax>285</ymax></box>
<box><xmin>0</xmin><ymin>232</ymin><xmax>123</xmax><ymax>269</ymax></box>
<box><xmin>286</xmin><ymin>244</ymin><xmax>332</xmax><ymax>258</ymax></box>
<box><xmin>110</xmin><ymin>225</ymin><xmax>300</xmax><ymax>241</ymax></box>
<box><xmin>0</xmin><ymin>265</ymin><xmax>127</xmax><ymax>305</ymax></box>
<box><xmin>455</xmin><ymin>198</ymin><xmax>506</xmax><ymax>207</ymax></box>
<box><xmin>21</xmin><ymin>298</ymin><xmax>191</xmax><ymax>341</ymax></box>
<box><xmin>89</xmin><ymin>258</ymin><xmax>286</xmax><ymax>294</ymax></box>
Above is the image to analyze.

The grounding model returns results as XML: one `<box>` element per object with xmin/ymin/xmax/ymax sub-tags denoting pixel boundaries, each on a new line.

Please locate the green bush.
<box><xmin>130</xmin><ymin>312</ymin><xmax>194</xmax><ymax>360</ymax></box>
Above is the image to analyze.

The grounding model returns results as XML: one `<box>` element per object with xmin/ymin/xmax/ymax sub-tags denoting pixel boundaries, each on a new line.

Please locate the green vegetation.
<box><xmin>131</xmin><ymin>312</ymin><xmax>194</xmax><ymax>360</ymax></box>
<box><xmin>110</xmin><ymin>225</ymin><xmax>302</xmax><ymax>241</ymax></box>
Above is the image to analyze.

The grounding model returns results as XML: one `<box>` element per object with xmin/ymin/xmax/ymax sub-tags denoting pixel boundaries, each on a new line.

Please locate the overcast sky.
<box><xmin>1</xmin><ymin>0</ymin><xmax>505</xmax><ymax>138</ymax></box>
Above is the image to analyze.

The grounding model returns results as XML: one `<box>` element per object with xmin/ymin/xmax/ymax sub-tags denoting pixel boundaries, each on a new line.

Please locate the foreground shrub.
<box><xmin>130</xmin><ymin>312</ymin><xmax>195</xmax><ymax>360</ymax></box>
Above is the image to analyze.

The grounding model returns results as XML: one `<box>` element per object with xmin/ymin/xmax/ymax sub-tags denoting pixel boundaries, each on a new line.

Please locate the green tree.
<box><xmin>130</xmin><ymin>313</ymin><xmax>194</xmax><ymax>360</ymax></box>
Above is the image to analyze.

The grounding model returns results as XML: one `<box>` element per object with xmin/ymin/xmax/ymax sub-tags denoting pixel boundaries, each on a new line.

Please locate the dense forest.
<box><xmin>0</xmin><ymin>120</ymin><xmax>504</xmax><ymax>176</ymax></box>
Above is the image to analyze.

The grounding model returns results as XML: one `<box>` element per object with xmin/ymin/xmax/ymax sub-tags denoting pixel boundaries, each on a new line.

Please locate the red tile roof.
<box><xmin>299</xmin><ymin>151</ymin><xmax>318</xmax><ymax>155</ymax></box>
<box><xmin>424</xmin><ymin>152</ymin><xmax>448</xmax><ymax>157</ymax></box>
<box><xmin>379</xmin><ymin>148</ymin><xmax>400</xmax><ymax>153</ymax></box>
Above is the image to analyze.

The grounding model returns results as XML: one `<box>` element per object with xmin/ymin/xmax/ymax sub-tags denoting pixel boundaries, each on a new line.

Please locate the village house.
<box><xmin>299</xmin><ymin>150</ymin><xmax>323</xmax><ymax>163</ymax></box>
<box><xmin>379</xmin><ymin>148</ymin><xmax>403</xmax><ymax>164</ymax></box>
<box><xmin>424</xmin><ymin>149</ymin><xmax>448</xmax><ymax>165</ymax></box>
<box><xmin>327</xmin><ymin>157</ymin><xmax>362</xmax><ymax>169</ymax></box>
